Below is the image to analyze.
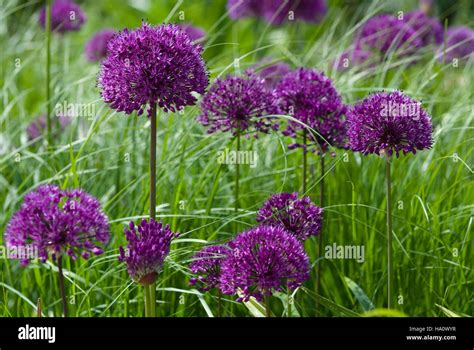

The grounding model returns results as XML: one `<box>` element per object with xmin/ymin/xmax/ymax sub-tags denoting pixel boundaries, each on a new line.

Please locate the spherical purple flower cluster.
<box><xmin>84</xmin><ymin>29</ymin><xmax>116</xmax><ymax>62</ymax></box>
<box><xmin>438</xmin><ymin>26</ymin><xmax>474</xmax><ymax>62</ymax></box>
<box><xmin>356</xmin><ymin>14</ymin><xmax>421</xmax><ymax>55</ymax></box>
<box><xmin>176</xmin><ymin>23</ymin><xmax>206</xmax><ymax>42</ymax></box>
<box><xmin>220</xmin><ymin>225</ymin><xmax>310</xmax><ymax>302</ymax></box>
<box><xmin>26</xmin><ymin>114</ymin><xmax>72</xmax><ymax>141</ymax></box>
<box><xmin>98</xmin><ymin>22</ymin><xmax>208</xmax><ymax>115</ymax></box>
<box><xmin>39</xmin><ymin>0</ymin><xmax>86</xmax><ymax>33</ymax></box>
<box><xmin>5</xmin><ymin>185</ymin><xmax>109</xmax><ymax>265</ymax></box>
<box><xmin>256</xmin><ymin>192</ymin><xmax>323</xmax><ymax>241</ymax></box>
<box><xmin>347</xmin><ymin>91</ymin><xmax>433</xmax><ymax>157</ymax></box>
<box><xmin>119</xmin><ymin>219</ymin><xmax>178</xmax><ymax>285</ymax></box>
<box><xmin>227</xmin><ymin>0</ymin><xmax>327</xmax><ymax>25</ymax></box>
<box><xmin>189</xmin><ymin>245</ymin><xmax>229</xmax><ymax>292</ymax></box>
<box><xmin>274</xmin><ymin>67</ymin><xmax>347</xmax><ymax>152</ymax></box>
<box><xmin>198</xmin><ymin>71</ymin><xmax>278</xmax><ymax>136</ymax></box>
<box><xmin>254</xmin><ymin>59</ymin><xmax>291</xmax><ymax>88</ymax></box>
<box><xmin>402</xmin><ymin>10</ymin><xmax>443</xmax><ymax>47</ymax></box>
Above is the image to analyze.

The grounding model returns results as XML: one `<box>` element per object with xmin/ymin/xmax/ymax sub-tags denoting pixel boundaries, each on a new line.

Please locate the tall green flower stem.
<box><xmin>57</xmin><ymin>256</ymin><xmax>68</xmax><ymax>317</ymax></box>
<box><xmin>302</xmin><ymin>129</ymin><xmax>308</xmax><ymax>193</ymax></box>
<box><xmin>146</xmin><ymin>102</ymin><xmax>158</xmax><ymax>317</ymax></box>
<box><xmin>235</xmin><ymin>130</ymin><xmax>241</xmax><ymax>213</ymax></box>
<box><xmin>265</xmin><ymin>295</ymin><xmax>271</xmax><ymax>318</ymax></box>
<box><xmin>385</xmin><ymin>153</ymin><xmax>393</xmax><ymax>309</ymax></box>
<box><xmin>217</xmin><ymin>290</ymin><xmax>222</xmax><ymax>317</ymax></box>
<box><xmin>45</xmin><ymin>0</ymin><xmax>52</xmax><ymax>147</ymax></box>
<box><xmin>316</xmin><ymin>155</ymin><xmax>325</xmax><ymax>298</ymax></box>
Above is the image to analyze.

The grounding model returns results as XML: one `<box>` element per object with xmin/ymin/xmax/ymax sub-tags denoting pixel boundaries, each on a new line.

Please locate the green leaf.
<box><xmin>344</xmin><ymin>277</ymin><xmax>375</xmax><ymax>312</ymax></box>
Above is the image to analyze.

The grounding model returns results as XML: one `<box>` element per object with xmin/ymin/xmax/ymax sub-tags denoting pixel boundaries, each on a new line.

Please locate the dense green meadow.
<box><xmin>0</xmin><ymin>0</ymin><xmax>472</xmax><ymax>317</ymax></box>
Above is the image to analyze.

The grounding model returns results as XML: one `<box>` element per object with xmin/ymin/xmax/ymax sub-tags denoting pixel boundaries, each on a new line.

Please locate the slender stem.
<box><xmin>57</xmin><ymin>257</ymin><xmax>68</xmax><ymax>317</ymax></box>
<box><xmin>316</xmin><ymin>155</ymin><xmax>325</xmax><ymax>299</ymax></box>
<box><xmin>150</xmin><ymin>103</ymin><xmax>157</xmax><ymax>220</ymax></box>
<box><xmin>149</xmin><ymin>284</ymin><xmax>156</xmax><ymax>317</ymax></box>
<box><xmin>385</xmin><ymin>154</ymin><xmax>393</xmax><ymax>309</ymax></box>
<box><xmin>302</xmin><ymin>129</ymin><xmax>307</xmax><ymax>194</ymax></box>
<box><xmin>45</xmin><ymin>0</ymin><xmax>52</xmax><ymax>147</ymax></box>
<box><xmin>144</xmin><ymin>285</ymin><xmax>150</xmax><ymax>317</ymax></box>
<box><xmin>217</xmin><ymin>290</ymin><xmax>222</xmax><ymax>318</ymax></box>
<box><xmin>265</xmin><ymin>295</ymin><xmax>271</xmax><ymax>318</ymax></box>
<box><xmin>235</xmin><ymin>130</ymin><xmax>241</xmax><ymax>213</ymax></box>
<box><xmin>287</xmin><ymin>288</ymin><xmax>292</xmax><ymax>318</ymax></box>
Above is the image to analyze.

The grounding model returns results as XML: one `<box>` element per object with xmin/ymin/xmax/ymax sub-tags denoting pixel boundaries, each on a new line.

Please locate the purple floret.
<box><xmin>347</xmin><ymin>91</ymin><xmax>433</xmax><ymax>157</ymax></box>
<box><xmin>5</xmin><ymin>185</ymin><xmax>109</xmax><ymax>265</ymax></box>
<box><xmin>189</xmin><ymin>245</ymin><xmax>230</xmax><ymax>292</ymax></box>
<box><xmin>84</xmin><ymin>29</ymin><xmax>116</xmax><ymax>62</ymax></box>
<box><xmin>254</xmin><ymin>59</ymin><xmax>291</xmax><ymax>88</ymax></box>
<box><xmin>256</xmin><ymin>192</ymin><xmax>323</xmax><ymax>241</ymax></box>
<box><xmin>219</xmin><ymin>225</ymin><xmax>310</xmax><ymax>302</ymax></box>
<box><xmin>438</xmin><ymin>26</ymin><xmax>474</xmax><ymax>62</ymax></box>
<box><xmin>26</xmin><ymin>114</ymin><xmax>72</xmax><ymax>141</ymax></box>
<box><xmin>39</xmin><ymin>0</ymin><xmax>86</xmax><ymax>33</ymax></box>
<box><xmin>176</xmin><ymin>23</ymin><xmax>206</xmax><ymax>42</ymax></box>
<box><xmin>119</xmin><ymin>219</ymin><xmax>178</xmax><ymax>285</ymax></box>
<box><xmin>98</xmin><ymin>22</ymin><xmax>208</xmax><ymax>116</ymax></box>
<box><xmin>403</xmin><ymin>10</ymin><xmax>443</xmax><ymax>47</ymax></box>
<box><xmin>198</xmin><ymin>71</ymin><xmax>278</xmax><ymax>136</ymax></box>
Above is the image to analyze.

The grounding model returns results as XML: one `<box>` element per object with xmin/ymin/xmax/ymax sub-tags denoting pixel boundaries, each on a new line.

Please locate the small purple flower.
<box><xmin>220</xmin><ymin>225</ymin><xmax>309</xmax><ymax>301</ymax></box>
<box><xmin>356</xmin><ymin>14</ymin><xmax>422</xmax><ymax>55</ymax></box>
<box><xmin>5</xmin><ymin>185</ymin><xmax>109</xmax><ymax>265</ymax></box>
<box><xmin>176</xmin><ymin>23</ymin><xmax>206</xmax><ymax>42</ymax></box>
<box><xmin>84</xmin><ymin>29</ymin><xmax>116</xmax><ymax>62</ymax></box>
<box><xmin>274</xmin><ymin>67</ymin><xmax>347</xmax><ymax>152</ymax></box>
<box><xmin>256</xmin><ymin>192</ymin><xmax>323</xmax><ymax>241</ymax></box>
<box><xmin>438</xmin><ymin>26</ymin><xmax>474</xmax><ymax>62</ymax></box>
<box><xmin>99</xmin><ymin>22</ymin><xmax>208</xmax><ymax>116</ymax></box>
<box><xmin>333</xmin><ymin>47</ymin><xmax>372</xmax><ymax>71</ymax></box>
<box><xmin>198</xmin><ymin>71</ymin><xmax>277</xmax><ymax>136</ymax></box>
<box><xmin>119</xmin><ymin>219</ymin><xmax>178</xmax><ymax>285</ymax></box>
<box><xmin>39</xmin><ymin>0</ymin><xmax>86</xmax><ymax>33</ymax></box>
<box><xmin>27</xmin><ymin>114</ymin><xmax>72</xmax><ymax>141</ymax></box>
<box><xmin>402</xmin><ymin>10</ymin><xmax>443</xmax><ymax>47</ymax></box>
<box><xmin>254</xmin><ymin>59</ymin><xmax>291</xmax><ymax>88</ymax></box>
<box><xmin>227</xmin><ymin>0</ymin><xmax>327</xmax><ymax>25</ymax></box>
<box><xmin>189</xmin><ymin>245</ymin><xmax>230</xmax><ymax>292</ymax></box>
<box><xmin>347</xmin><ymin>91</ymin><xmax>433</xmax><ymax>157</ymax></box>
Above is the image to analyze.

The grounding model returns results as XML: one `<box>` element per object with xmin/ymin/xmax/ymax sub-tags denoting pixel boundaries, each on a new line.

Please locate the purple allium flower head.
<box><xmin>254</xmin><ymin>59</ymin><xmax>291</xmax><ymax>88</ymax></box>
<box><xmin>220</xmin><ymin>225</ymin><xmax>309</xmax><ymax>301</ymax></box>
<box><xmin>333</xmin><ymin>47</ymin><xmax>372</xmax><ymax>71</ymax></box>
<box><xmin>347</xmin><ymin>91</ymin><xmax>433</xmax><ymax>157</ymax></box>
<box><xmin>198</xmin><ymin>71</ymin><xmax>278</xmax><ymax>136</ymax></box>
<box><xmin>438</xmin><ymin>26</ymin><xmax>474</xmax><ymax>62</ymax></box>
<box><xmin>256</xmin><ymin>192</ymin><xmax>323</xmax><ymax>241</ymax></box>
<box><xmin>119</xmin><ymin>219</ymin><xmax>178</xmax><ymax>285</ymax></box>
<box><xmin>39</xmin><ymin>0</ymin><xmax>86</xmax><ymax>33</ymax></box>
<box><xmin>189</xmin><ymin>245</ymin><xmax>230</xmax><ymax>292</ymax></box>
<box><xmin>402</xmin><ymin>10</ymin><xmax>443</xmax><ymax>47</ymax></box>
<box><xmin>98</xmin><ymin>22</ymin><xmax>208</xmax><ymax>116</ymax></box>
<box><xmin>84</xmin><ymin>29</ymin><xmax>116</xmax><ymax>62</ymax></box>
<box><xmin>5</xmin><ymin>185</ymin><xmax>109</xmax><ymax>265</ymax></box>
<box><xmin>26</xmin><ymin>114</ymin><xmax>72</xmax><ymax>141</ymax></box>
<box><xmin>176</xmin><ymin>23</ymin><xmax>206</xmax><ymax>42</ymax></box>
<box><xmin>274</xmin><ymin>67</ymin><xmax>347</xmax><ymax>152</ymax></box>
<box><xmin>356</xmin><ymin>14</ymin><xmax>422</xmax><ymax>55</ymax></box>
<box><xmin>227</xmin><ymin>0</ymin><xmax>327</xmax><ymax>25</ymax></box>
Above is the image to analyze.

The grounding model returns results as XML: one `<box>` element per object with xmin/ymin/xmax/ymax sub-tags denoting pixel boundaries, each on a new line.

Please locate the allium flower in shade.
<box><xmin>176</xmin><ymin>23</ymin><xmax>206</xmax><ymax>42</ymax></box>
<box><xmin>27</xmin><ymin>114</ymin><xmax>72</xmax><ymax>141</ymax></box>
<box><xmin>332</xmin><ymin>46</ymin><xmax>372</xmax><ymax>71</ymax></box>
<box><xmin>256</xmin><ymin>192</ymin><xmax>323</xmax><ymax>241</ymax></box>
<box><xmin>438</xmin><ymin>26</ymin><xmax>474</xmax><ymax>62</ymax></box>
<box><xmin>356</xmin><ymin>14</ymin><xmax>421</xmax><ymax>55</ymax></box>
<box><xmin>227</xmin><ymin>0</ymin><xmax>327</xmax><ymax>25</ymax></box>
<box><xmin>347</xmin><ymin>91</ymin><xmax>433</xmax><ymax>156</ymax></box>
<box><xmin>99</xmin><ymin>22</ymin><xmax>208</xmax><ymax>115</ymax></box>
<box><xmin>198</xmin><ymin>71</ymin><xmax>278</xmax><ymax>136</ymax></box>
<box><xmin>274</xmin><ymin>67</ymin><xmax>347</xmax><ymax>152</ymax></box>
<box><xmin>5</xmin><ymin>185</ymin><xmax>109</xmax><ymax>265</ymax></box>
<box><xmin>119</xmin><ymin>219</ymin><xmax>178</xmax><ymax>285</ymax></box>
<box><xmin>39</xmin><ymin>0</ymin><xmax>86</xmax><ymax>33</ymax></box>
<box><xmin>189</xmin><ymin>245</ymin><xmax>230</xmax><ymax>292</ymax></box>
<box><xmin>220</xmin><ymin>225</ymin><xmax>310</xmax><ymax>301</ymax></box>
<box><xmin>84</xmin><ymin>29</ymin><xmax>116</xmax><ymax>62</ymax></box>
<box><xmin>402</xmin><ymin>10</ymin><xmax>443</xmax><ymax>47</ymax></box>
<box><xmin>254</xmin><ymin>59</ymin><xmax>291</xmax><ymax>88</ymax></box>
